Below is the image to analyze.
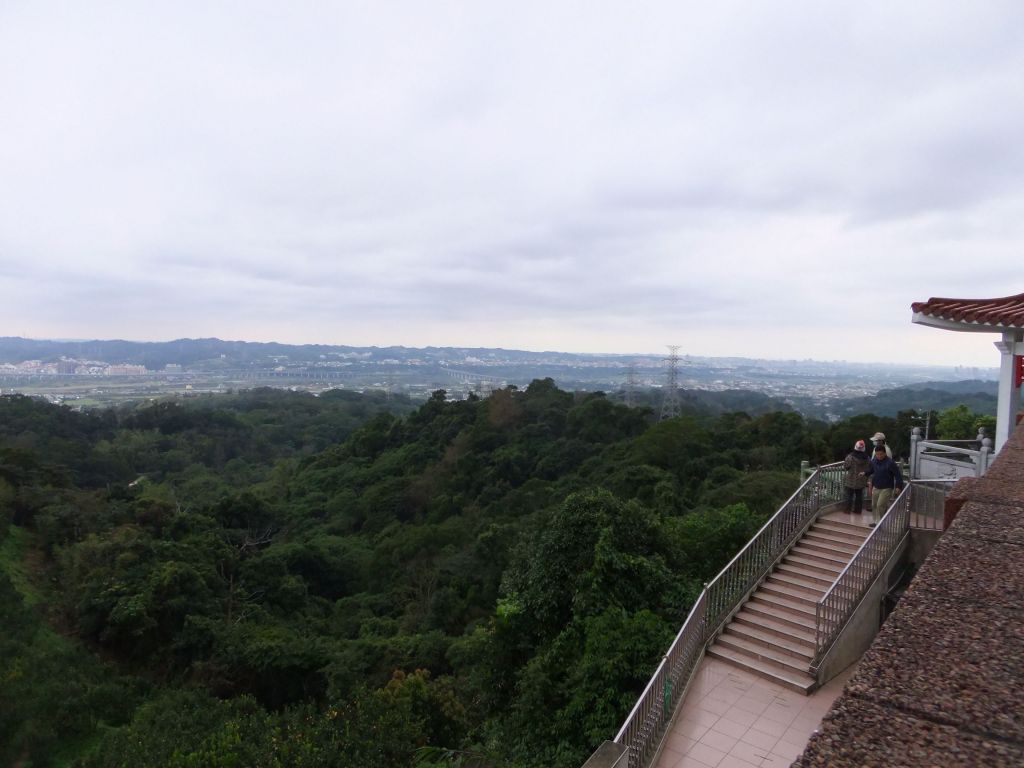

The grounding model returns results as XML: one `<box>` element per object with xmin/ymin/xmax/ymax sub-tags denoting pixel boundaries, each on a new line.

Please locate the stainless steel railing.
<box><xmin>609</xmin><ymin>459</ymin><xmax>956</xmax><ymax>768</ymax></box>
<box><xmin>613</xmin><ymin>591</ymin><xmax>707</xmax><ymax>768</ymax></box>
<box><xmin>907</xmin><ymin>479</ymin><xmax>955</xmax><ymax>530</ymax></box>
<box><xmin>611</xmin><ymin>462</ymin><xmax>844</xmax><ymax>768</ymax></box>
<box><xmin>813</xmin><ymin>486</ymin><xmax>912</xmax><ymax>660</ymax></box>
<box><xmin>704</xmin><ymin>461</ymin><xmax>844</xmax><ymax>636</ymax></box>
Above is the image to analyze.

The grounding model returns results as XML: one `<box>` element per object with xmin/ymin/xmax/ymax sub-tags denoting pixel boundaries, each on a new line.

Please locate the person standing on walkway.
<box><xmin>843</xmin><ymin>440</ymin><xmax>870</xmax><ymax>514</ymax></box>
<box><xmin>866</xmin><ymin>444</ymin><xmax>904</xmax><ymax>525</ymax></box>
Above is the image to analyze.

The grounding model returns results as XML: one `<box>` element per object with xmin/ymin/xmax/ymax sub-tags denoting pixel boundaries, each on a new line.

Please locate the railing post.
<box><xmin>662</xmin><ymin>678</ymin><xmax>672</xmax><ymax>725</ymax></box>
<box><xmin>814</xmin><ymin>601</ymin><xmax>821</xmax><ymax>657</ymax></box>
<box><xmin>977</xmin><ymin>437</ymin><xmax>992</xmax><ymax>477</ymax></box>
<box><xmin>910</xmin><ymin>426</ymin><xmax>921</xmax><ymax>479</ymax></box>
<box><xmin>700</xmin><ymin>583</ymin><xmax>709</xmax><ymax>642</ymax></box>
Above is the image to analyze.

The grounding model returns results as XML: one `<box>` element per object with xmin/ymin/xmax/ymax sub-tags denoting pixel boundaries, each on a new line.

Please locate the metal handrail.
<box><xmin>907</xmin><ymin>479</ymin><xmax>955</xmax><ymax>530</ymax></box>
<box><xmin>812</xmin><ymin>486</ymin><xmax>912</xmax><ymax>661</ymax></box>
<box><xmin>611</xmin><ymin>462</ymin><xmax>844</xmax><ymax>768</ymax></box>
<box><xmin>704</xmin><ymin>462</ymin><xmax>843</xmax><ymax>636</ymax></box>
<box><xmin>613</xmin><ymin>591</ymin><xmax>707</xmax><ymax>768</ymax></box>
<box><xmin>607</xmin><ymin>449</ymin><xmax>957</xmax><ymax>768</ymax></box>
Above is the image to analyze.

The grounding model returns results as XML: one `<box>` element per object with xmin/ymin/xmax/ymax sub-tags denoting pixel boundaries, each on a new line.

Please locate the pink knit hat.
<box><xmin>854</xmin><ymin>440</ymin><xmax>866</xmax><ymax>451</ymax></box>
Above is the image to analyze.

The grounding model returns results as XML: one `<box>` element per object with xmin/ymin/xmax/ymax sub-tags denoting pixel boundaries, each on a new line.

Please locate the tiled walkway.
<box><xmin>652</xmin><ymin>506</ymin><xmax>871</xmax><ymax>767</ymax></box>
<box><xmin>652</xmin><ymin>654</ymin><xmax>858</xmax><ymax>768</ymax></box>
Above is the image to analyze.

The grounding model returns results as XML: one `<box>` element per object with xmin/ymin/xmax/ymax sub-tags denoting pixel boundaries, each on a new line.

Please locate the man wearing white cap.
<box><xmin>871</xmin><ymin>431</ymin><xmax>893</xmax><ymax>459</ymax></box>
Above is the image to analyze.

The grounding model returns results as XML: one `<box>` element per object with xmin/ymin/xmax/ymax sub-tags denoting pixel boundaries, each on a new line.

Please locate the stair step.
<box><xmin>724</xmin><ymin>622</ymin><xmax>814</xmax><ymax>660</ymax></box>
<box><xmin>815</xmin><ymin>518</ymin><xmax>870</xmax><ymax>536</ymax></box>
<box><xmin>790</xmin><ymin>545</ymin><xmax>849</xmax><ymax>567</ymax></box>
<box><xmin>715</xmin><ymin>632</ymin><xmax>812</xmax><ymax>672</ymax></box>
<box><xmin>698</xmin><ymin>512</ymin><xmax>878</xmax><ymax>697</ymax></box>
<box><xmin>775</xmin><ymin>562</ymin><xmax>836</xmax><ymax>587</ymax></box>
<box><xmin>743</xmin><ymin>599</ymin><xmax>817</xmax><ymax>630</ymax></box>
<box><xmin>786</xmin><ymin>554</ymin><xmax>844</xmax><ymax>576</ymax></box>
<box><xmin>749</xmin><ymin>592</ymin><xmax>818</xmax><ymax>618</ymax></box>
<box><xmin>814</xmin><ymin>521</ymin><xmax>869</xmax><ymax>542</ymax></box>
<box><xmin>767</xmin><ymin>573</ymin><xmax>827</xmax><ymax>596</ymax></box>
<box><xmin>758</xmin><ymin>581</ymin><xmax>821</xmax><ymax>607</ymax></box>
<box><xmin>706</xmin><ymin>643</ymin><xmax>815</xmax><ymax>695</ymax></box>
<box><xmin>803</xmin><ymin>532</ymin><xmax>862</xmax><ymax>552</ymax></box>
<box><xmin>798</xmin><ymin>539</ymin><xmax>857</xmax><ymax>559</ymax></box>
<box><xmin>733</xmin><ymin>608</ymin><xmax>817</xmax><ymax>644</ymax></box>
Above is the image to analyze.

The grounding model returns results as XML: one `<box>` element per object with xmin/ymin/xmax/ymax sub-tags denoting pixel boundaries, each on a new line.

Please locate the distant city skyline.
<box><xmin>2</xmin><ymin>3</ymin><xmax>1022</xmax><ymax>367</ymax></box>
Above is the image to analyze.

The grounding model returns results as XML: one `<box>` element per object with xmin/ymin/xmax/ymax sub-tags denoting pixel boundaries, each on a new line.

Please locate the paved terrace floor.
<box><xmin>652</xmin><ymin>657</ymin><xmax>858</xmax><ymax>768</ymax></box>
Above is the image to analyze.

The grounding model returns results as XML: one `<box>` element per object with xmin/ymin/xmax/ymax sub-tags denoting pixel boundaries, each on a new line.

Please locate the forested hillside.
<box><xmin>823</xmin><ymin>381</ymin><xmax>997</xmax><ymax>419</ymax></box>
<box><xmin>0</xmin><ymin>384</ymin><xmax>987</xmax><ymax>767</ymax></box>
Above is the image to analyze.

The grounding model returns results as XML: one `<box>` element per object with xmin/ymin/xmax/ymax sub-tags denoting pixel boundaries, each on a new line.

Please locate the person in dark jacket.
<box><xmin>866</xmin><ymin>445</ymin><xmax>904</xmax><ymax>525</ymax></box>
<box><xmin>843</xmin><ymin>440</ymin><xmax>870</xmax><ymax>514</ymax></box>
<box><xmin>864</xmin><ymin>432</ymin><xmax>892</xmax><ymax>512</ymax></box>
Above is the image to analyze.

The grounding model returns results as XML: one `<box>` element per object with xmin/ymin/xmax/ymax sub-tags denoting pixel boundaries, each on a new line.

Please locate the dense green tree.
<box><xmin>936</xmin><ymin>404</ymin><xmax>980</xmax><ymax>440</ymax></box>
<box><xmin>0</xmin><ymin>383</ymin><xmax>857</xmax><ymax>767</ymax></box>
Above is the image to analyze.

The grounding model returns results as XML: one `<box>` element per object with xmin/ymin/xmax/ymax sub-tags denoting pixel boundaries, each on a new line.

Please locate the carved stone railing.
<box><xmin>910</xmin><ymin>426</ymin><xmax>992</xmax><ymax>480</ymax></box>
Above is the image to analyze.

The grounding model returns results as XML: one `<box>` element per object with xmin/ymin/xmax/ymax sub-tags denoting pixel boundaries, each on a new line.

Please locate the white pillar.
<box><xmin>993</xmin><ymin>332</ymin><xmax>1023</xmax><ymax>453</ymax></box>
<box><xmin>910</xmin><ymin>426</ymin><xmax>921</xmax><ymax>479</ymax></box>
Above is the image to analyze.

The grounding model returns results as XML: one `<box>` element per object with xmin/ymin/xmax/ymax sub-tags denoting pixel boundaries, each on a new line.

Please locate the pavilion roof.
<box><xmin>911</xmin><ymin>292</ymin><xmax>1024</xmax><ymax>332</ymax></box>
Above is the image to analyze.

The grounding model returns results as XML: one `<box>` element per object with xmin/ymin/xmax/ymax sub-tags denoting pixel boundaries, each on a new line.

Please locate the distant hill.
<box><xmin>825</xmin><ymin>380</ymin><xmax>997</xmax><ymax>418</ymax></box>
<box><xmin>624</xmin><ymin>388</ymin><xmax>794</xmax><ymax>417</ymax></box>
<box><xmin>0</xmin><ymin>337</ymin><xmax>405</xmax><ymax>368</ymax></box>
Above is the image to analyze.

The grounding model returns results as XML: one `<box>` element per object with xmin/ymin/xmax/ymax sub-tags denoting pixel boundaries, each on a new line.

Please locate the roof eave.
<box><xmin>911</xmin><ymin>312</ymin><xmax>1011</xmax><ymax>333</ymax></box>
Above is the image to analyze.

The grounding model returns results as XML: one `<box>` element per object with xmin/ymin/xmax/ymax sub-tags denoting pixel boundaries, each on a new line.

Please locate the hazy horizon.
<box><xmin>0</xmin><ymin>333</ymin><xmax>1000</xmax><ymax>373</ymax></box>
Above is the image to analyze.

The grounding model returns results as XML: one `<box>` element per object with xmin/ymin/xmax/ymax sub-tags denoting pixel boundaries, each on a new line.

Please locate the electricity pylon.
<box><xmin>660</xmin><ymin>345</ymin><xmax>681</xmax><ymax>421</ymax></box>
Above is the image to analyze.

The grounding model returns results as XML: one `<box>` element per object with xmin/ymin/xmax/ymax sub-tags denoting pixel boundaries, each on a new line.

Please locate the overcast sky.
<box><xmin>1</xmin><ymin>2</ymin><xmax>1021</xmax><ymax>366</ymax></box>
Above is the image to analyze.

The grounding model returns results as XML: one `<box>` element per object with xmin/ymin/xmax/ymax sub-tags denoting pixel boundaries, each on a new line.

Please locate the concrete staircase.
<box><xmin>706</xmin><ymin>517</ymin><xmax>869</xmax><ymax>694</ymax></box>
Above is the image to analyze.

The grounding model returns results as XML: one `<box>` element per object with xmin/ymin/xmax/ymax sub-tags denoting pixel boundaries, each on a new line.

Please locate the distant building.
<box><xmin>106</xmin><ymin>364</ymin><xmax>148</xmax><ymax>376</ymax></box>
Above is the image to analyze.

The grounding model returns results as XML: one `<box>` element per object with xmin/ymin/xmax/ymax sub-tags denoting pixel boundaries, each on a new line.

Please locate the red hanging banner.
<box><xmin>1016</xmin><ymin>354</ymin><xmax>1024</xmax><ymax>388</ymax></box>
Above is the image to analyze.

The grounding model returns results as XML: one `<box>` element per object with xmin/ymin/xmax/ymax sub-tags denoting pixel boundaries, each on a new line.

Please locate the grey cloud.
<box><xmin>1</xmin><ymin>2</ymin><xmax>1023</xmax><ymax>364</ymax></box>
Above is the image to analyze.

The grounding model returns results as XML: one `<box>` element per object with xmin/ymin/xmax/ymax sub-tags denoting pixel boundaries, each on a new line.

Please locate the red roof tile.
<box><xmin>911</xmin><ymin>292</ymin><xmax>1024</xmax><ymax>328</ymax></box>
